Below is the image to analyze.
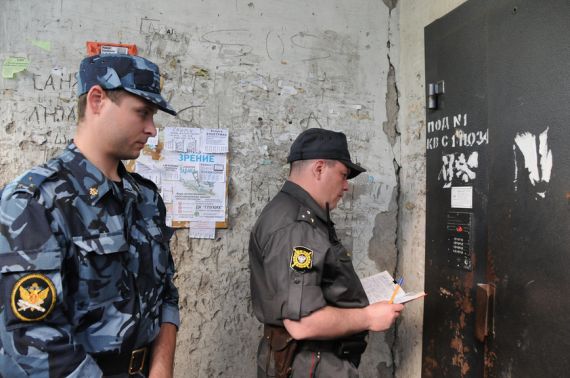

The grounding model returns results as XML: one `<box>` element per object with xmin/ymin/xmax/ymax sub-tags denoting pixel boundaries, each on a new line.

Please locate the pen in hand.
<box><xmin>388</xmin><ymin>277</ymin><xmax>404</xmax><ymax>304</ymax></box>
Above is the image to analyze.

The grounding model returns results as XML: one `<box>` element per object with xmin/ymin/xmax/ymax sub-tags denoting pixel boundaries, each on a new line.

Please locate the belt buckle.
<box><xmin>128</xmin><ymin>347</ymin><xmax>147</xmax><ymax>375</ymax></box>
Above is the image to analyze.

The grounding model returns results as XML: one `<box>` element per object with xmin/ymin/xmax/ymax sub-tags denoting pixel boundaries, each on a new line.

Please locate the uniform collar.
<box><xmin>61</xmin><ymin>143</ymin><xmax>142</xmax><ymax>205</ymax></box>
<box><xmin>281</xmin><ymin>180</ymin><xmax>331</xmax><ymax>224</ymax></box>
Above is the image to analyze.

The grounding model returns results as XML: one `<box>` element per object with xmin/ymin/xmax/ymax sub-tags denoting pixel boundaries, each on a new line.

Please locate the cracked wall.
<box><xmin>0</xmin><ymin>0</ymin><xmax>468</xmax><ymax>376</ymax></box>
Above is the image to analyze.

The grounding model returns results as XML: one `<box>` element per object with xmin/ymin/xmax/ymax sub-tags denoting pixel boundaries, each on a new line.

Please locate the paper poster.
<box><xmin>132</xmin><ymin>126</ymin><xmax>229</xmax><ymax>232</ymax></box>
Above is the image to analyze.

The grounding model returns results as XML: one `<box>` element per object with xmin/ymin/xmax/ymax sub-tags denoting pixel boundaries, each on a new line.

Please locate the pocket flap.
<box><xmin>72</xmin><ymin>232</ymin><xmax>127</xmax><ymax>255</ymax></box>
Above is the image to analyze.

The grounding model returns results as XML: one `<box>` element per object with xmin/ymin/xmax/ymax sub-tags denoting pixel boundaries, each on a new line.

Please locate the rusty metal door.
<box><xmin>423</xmin><ymin>0</ymin><xmax>570</xmax><ymax>376</ymax></box>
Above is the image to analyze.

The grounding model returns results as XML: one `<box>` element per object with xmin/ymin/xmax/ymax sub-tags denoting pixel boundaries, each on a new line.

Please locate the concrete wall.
<box><xmin>0</xmin><ymin>0</ymin><xmax>464</xmax><ymax>376</ymax></box>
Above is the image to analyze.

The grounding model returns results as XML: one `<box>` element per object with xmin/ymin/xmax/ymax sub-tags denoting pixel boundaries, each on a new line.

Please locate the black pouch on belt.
<box><xmin>335</xmin><ymin>339</ymin><xmax>367</xmax><ymax>358</ymax></box>
<box><xmin>334</xmin><ymin>335</ymin><xmax>367</xmax><ymax>367</ymax></box>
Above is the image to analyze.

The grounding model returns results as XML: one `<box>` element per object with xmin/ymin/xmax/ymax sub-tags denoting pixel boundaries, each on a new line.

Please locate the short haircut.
<box><xmin>289</xmin><ymin>159</ymin><xmax>337</xmax><ymax>175</ymax></box>
<box><xmin>77</xmin><ymin>89</ymin><xmax>127</xmax><ymax>123</ymax></box>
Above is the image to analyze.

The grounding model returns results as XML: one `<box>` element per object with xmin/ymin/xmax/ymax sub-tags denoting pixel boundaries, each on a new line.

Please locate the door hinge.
<box><xmin>428</xmin><ymin>80</ymin><xmax>445</xmax><ymax>109</ymax></box>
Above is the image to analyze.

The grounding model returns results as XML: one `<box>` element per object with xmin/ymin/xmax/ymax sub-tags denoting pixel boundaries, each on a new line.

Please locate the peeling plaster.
<box><xmin>383</xmin><ymin>4</ymin><xmax>403</xmax><ymax>375</ymax></box>
<box><xmin>384</xmin><ymin>62</ymin><xmax>401</xmax><ymax>146</ymax></box>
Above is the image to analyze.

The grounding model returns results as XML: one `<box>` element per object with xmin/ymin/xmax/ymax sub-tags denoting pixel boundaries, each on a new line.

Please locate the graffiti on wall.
<box><xmin>426</xmin><ymin>113</ymin><xmax>487</xmax><ymax>188</ymax></box>
<box><xmin>513</xmin><ymin>127</ymin><xmax>553</xmax><ymax>199</ymax></box>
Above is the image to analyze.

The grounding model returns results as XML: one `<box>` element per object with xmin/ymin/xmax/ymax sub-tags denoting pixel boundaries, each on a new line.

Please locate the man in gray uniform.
<box><xmin>0</xmin><ymin>54</ymin><xmax>179</xmax><ymax>377</ymax></box>
<box><xmin>249</xmin><ymin>128</ymin><xmax>404</xmax><ymax>377</ymax></box>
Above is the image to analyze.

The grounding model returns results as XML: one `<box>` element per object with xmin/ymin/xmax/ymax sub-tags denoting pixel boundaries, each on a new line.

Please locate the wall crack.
<box><xmin>384</xmin><ymin>3</ymin><xmax>402</xmax><ymax>378</ymax></box>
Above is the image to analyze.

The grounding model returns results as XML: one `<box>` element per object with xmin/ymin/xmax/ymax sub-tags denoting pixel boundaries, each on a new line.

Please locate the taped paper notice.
<box><xmin>451</xmin><ymin>186</ymin><xmax>473</xmax><ymax>209</ymax></box>
<box><xmin>29</xmin><ymin>39</ymin><xmax>52</xmax><ymax>51</ymax></box>
<box><xmin>202</xmin><ymin>128</ymin><xmax>229</xmax><ymax>154</ymax></box>
<box><xmin>101</xmin><ymin>45</ymin><xmax>129</xmax><ymax>55</ymax></box>
<box><xmin>164</xmin><ymin>127</ymin><xmax>201</xmax><ymax>153</ymax></box>
<box><xmin>2</xmin><ymin>57</ymin><xmax>30</xmax><ymax>79</ymax></box>
<box><xmin>189</xmin><ymin>221</ymin><xmax>216</xmax><ymax>239</ymax></box>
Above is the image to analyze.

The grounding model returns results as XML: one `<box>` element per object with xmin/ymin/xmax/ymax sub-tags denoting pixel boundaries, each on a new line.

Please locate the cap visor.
<box><xmin>125</xmin><ymin>88</ymin><xmax>177</xmax><ymax>116</ymax></box>
<box><xmin>343</xmin><ymin>160</ymin><xmax>366</xmax><ymax>179</ymax></box>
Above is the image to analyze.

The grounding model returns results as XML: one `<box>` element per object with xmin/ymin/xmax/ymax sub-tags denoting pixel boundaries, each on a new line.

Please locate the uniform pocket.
<box><xmin>72</xmin><ymin>232</ymin><xmax>128</xmax><ymax>307</ymax></box>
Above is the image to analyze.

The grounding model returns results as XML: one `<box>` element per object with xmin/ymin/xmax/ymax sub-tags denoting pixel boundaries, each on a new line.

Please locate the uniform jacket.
<box><xmin>0</xmin><ymin>143</ymin><xmax>179</xmax><ymax>377</ymax></box>
<box><xmin>249</xmin><ymin>180</ymin><xmax>369</xmax><ymax>377</ymax></box>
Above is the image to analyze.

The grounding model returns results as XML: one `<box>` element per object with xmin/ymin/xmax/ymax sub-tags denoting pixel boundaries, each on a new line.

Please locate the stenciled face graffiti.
<box><xmin>438</xmin><ymin>151</ymin><xmax>479</xmax><ymax>189</ymax></box>
<box><xmin>513</xmin><ymin>127</ymin><xmax>553</xmax><ymax>199</ymax></box>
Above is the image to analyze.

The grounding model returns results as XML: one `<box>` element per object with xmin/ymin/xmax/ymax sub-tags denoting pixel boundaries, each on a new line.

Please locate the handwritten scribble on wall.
<box><xmin>513</xmin><ymin>127</ymin><xmax>553</xmax><ymax>199</ymax></box>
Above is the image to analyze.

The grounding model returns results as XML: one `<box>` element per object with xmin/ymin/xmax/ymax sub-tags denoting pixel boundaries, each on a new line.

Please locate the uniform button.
<box><xmin>306</xmin><ymin>210</ymin><xmax>311</xmax><ymax>214</ymax></box>
<box><xmin>301</xmin><ymin>215</ymin><xmax>305</xmax><ymax>218</ymax></box>
<box><xmin>294</xmin><ymin>278</ymin><xmax>300</xmax><ymax>284</ymax></box>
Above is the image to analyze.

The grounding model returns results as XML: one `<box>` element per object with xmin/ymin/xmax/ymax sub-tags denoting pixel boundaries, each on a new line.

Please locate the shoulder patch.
<box><xmin>11</xmin><ymin>274</ymin><xmax>56</xmax><ymax>322</ymax></box>
<box><xmin>290</xmin><ymin>246</ymin><xmax>313</xmax><ymax>271</ymax></box>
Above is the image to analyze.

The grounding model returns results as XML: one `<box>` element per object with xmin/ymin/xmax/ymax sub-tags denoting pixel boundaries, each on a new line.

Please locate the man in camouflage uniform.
<box><xmin>249</xmin><ymin>128</ymin><xmax>404</xmax><ymax>377</ymax></box>
<box><xmin>0</xmin><ymin>54</ymin><xmax>179</xmax><ymax>377</ymax></box>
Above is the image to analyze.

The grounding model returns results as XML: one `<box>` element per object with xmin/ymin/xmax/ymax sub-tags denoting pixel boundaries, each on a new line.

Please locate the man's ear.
<box><xmin>86</xmin><ymin>85</ymin><xmax>106</xmax><ymax>115</ymax></box>
<box><xmin>312</xmin><ymin>159</ymin><xmax>325</xmax><ymax>180</ymax></box>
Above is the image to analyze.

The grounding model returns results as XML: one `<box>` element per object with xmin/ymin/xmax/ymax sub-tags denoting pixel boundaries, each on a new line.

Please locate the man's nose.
<box><xmin>145</xmin><ymin>118</ymin><xmax>157</xmax><ymax>137</ymax></box>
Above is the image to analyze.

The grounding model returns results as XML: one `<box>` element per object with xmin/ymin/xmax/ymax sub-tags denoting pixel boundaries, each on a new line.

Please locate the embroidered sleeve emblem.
<box><xmin>290</xmin><ymin>246</ymin><xmax>313</xmax><ymax>271</ymax></box>
<box><xmin>11</xmin><ymin>274</ymin><xmax>56</xmax><ymax>322</ymax></box>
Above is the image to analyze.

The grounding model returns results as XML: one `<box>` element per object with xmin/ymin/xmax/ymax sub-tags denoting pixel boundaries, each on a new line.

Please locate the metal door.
<box><xmin>423</xmin><ymin>0</ymin><xmax>570</xmax><ymax>376</ymax></box>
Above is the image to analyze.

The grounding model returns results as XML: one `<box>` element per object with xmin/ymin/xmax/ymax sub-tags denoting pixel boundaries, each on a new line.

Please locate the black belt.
<box><xmin>92</xmin><ymin>345</ymin><xmax>150</xmax><ymax>376</ymax></box>
<box><xmin>299</xmin><ymin>338</ymin><xmax>367</xmax><ymax>367</ymax></box>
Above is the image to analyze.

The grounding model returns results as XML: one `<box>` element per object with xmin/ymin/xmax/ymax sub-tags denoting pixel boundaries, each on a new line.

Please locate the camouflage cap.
<box><xmin>77</xmin><ymin>54</ymin><xmax>176</xmax><ymax>115</ymax></box>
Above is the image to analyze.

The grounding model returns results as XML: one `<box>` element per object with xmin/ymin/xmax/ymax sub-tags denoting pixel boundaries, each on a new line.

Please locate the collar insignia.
<box><xmin>89</xmin><ymin>187</ymin><xmax>98</xmax><ymax>197</ymax></box>
<box><xmin>11</xmin><ymin>274</ymin><xmax>56</xmax><ymax>322</ymax></box>
<box><xmin>290</xmin><ymin>246</ymin><xmax>313</xmax><ymax>271</ymax></box>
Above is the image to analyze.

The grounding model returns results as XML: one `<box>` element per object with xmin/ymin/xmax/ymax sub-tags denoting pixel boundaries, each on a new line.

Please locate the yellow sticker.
<box><xmin>11</xmin><ymin>274</ymin><xmax>56</xmax><ymax>322</ymax></box>
<box><xmin>290</xmin><ymin>246</ymin><xmax>313</xmax><ymax>271</ymax></box>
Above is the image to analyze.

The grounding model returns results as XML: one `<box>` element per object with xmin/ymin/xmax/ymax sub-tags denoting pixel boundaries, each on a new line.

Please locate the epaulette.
<box><xmin>130</xmin><ymin>172</ymin><xmax>158</xmax><ymax>191</ymax></box>
<box><xmin>14</xmin><ymin>165</ymin><xmax>58</xmax><ymax>196</ymax></box>
<box><xmin>296</xmin><ymin>206</ymin><xmax>317</xmax><ymax>227</ymax></box>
